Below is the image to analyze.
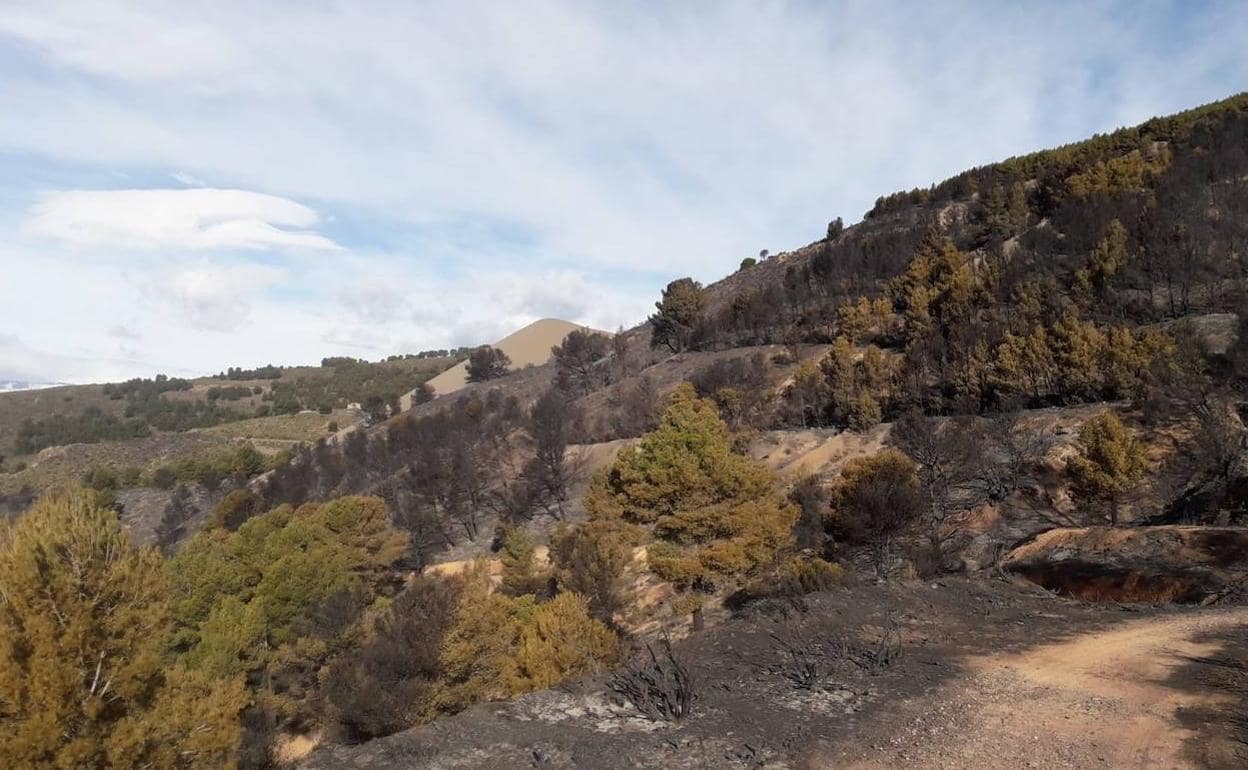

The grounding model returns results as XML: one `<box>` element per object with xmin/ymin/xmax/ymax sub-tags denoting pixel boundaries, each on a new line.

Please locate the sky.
<box><xmin>0</xmin><ymin>1</ymin><xmax>1245</xmax><ymax>384</ymax></box>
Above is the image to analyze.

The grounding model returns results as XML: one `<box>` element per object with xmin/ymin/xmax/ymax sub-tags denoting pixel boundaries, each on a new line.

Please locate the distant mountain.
<box><xmin>0</xmin><ymin>380</ymin><xmax>67</xmax><ymax>392</ymax></box>
<box><xmin>401</xmin><ymin>318</ymin><xmax>609</xmax><ymax>407</ymax></box>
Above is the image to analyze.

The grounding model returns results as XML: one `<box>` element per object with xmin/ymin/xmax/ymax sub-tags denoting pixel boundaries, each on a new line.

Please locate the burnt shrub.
<box><xmin>322</xmin><ymin>574</ymin><xmax>463</xmax><ymax>742</ymax></box>
<box><xmin>608</xmin><ymin>639</ymin><xmax>697</xmax><ymax>722</ymax></box>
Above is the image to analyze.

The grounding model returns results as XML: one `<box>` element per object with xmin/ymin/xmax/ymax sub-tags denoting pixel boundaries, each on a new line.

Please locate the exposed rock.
<box><xmin>116</xmin><ymin>482</ymin><xmax>229</xmax><ymax>546</ymax></box>
<box><xmin>1003</xmin><ymin>525</ymin><xmax>1248</xmax><ymax>603</ymax></box>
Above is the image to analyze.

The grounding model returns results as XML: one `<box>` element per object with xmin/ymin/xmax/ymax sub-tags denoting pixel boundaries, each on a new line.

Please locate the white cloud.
<box><xmin>0</xmin><ymin>235</ymin><xmax>649</xmax><ymax>382</ymax></box>
<box><xmin>339</xmin><ymin>285</ymin><xmax>410</xmax><ymax>325</ymax></box>
<box><xmin>153</xmin><ymin>261</ymin><xmax>288</xmax><ymax>332</ymax></box>
<box><xmin>0</xmin><ymin>333</ymin><xmax>153</xmax><ymax>384</ymax></box>
<box><xmin>1</xmin><ymin>3</ymin><xmax>1246</xmax><ymax>382</ymax></box>
<box><xmin>467</xmin><ymin>268</ymin><xmax>629</xmax><ymax>331</ymax></box>
<box><xmin>326</xmin><ymin>254</ymin><xmax>650</xmax><ymax>357</ymax></box>
<box><xmin>5</xmin><ymin>3</ymin><xmax>1244</xmax><ymax>279</ymax></box>
<box><xmin>24</xmin><ymin>188</ymin><xmax>342</xmax><ymax>252</ymax></box>
<box><xmin>0</xmin><ymin>4</ymin><xmax>245</xmax><ymax>84</ymax></box>
<box><xmin>171</xmin><ymin>171</ymin><xmax>205</xmax><ymax>186</ymax></box>
<box><xmin>107</xmin><ymin>324</ymin><xmax>140</xmax><ymax>340</ymax></box>
<box><xmin>0</xmin><ymin>333</ymin><xmax>68</xmax><ymax>382</ymax></box>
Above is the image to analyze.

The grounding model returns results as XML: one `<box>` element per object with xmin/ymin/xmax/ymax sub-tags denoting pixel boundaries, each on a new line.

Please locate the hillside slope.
<box><xmin>402</xmin><ymin>319</ymin><xmax>608</xmax><ymax>407</ymax></box>
<box><xmin>256</xmin><ymin>92</ymin><xmax>1248</xmax><ymax>569</ymax></box>
<box><xmin>302</xmin><ymin>580</ymin><xmax>1248</xmax><ymax>769</ymax></box>
<box><xmin>15</xmin><ymin>91</ymin><xmax>1244</xmax><ymax>768</ymax></box>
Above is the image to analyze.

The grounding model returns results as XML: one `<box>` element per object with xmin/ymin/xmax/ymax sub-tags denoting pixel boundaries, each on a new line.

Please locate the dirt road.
<box><xmin>303</xmin><ymin>581</ymin><xmax>1248</xmax><ymax>770</ymax></box>
<box><xmin>835</xmin><ymin>607</ymin><xmax>1248</xmax><ymax>769</ymax></box>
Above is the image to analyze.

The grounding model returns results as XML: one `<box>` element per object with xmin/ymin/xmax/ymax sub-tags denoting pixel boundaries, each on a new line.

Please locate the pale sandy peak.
<box><xmin>401</xmin><ymin>318</ymin><xmax>611</xmax><ymax>408</ymax></box>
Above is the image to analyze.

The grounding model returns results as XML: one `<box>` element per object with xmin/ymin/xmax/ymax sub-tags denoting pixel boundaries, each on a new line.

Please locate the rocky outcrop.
<box><xmin>1003</xmin><ymin>526</ymin><xmax>1248</xmax><ymax>603</ymax></box>
<box><xmin>116</xmin><ymin>482</ymin><xmax>229</xmax><ymax>547</ymax></box>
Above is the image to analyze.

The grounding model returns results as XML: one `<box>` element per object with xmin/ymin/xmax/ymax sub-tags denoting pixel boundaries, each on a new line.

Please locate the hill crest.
<box><xmin>402</xmin><ymin>318</ymin><xmax>610</xmax><ymax>406</ymax></box>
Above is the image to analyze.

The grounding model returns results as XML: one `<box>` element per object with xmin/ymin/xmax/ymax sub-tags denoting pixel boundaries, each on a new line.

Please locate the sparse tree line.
<box><xmin>642</xmin><ymin>95</ymin><xmax>1248</xmax><ymax>429</ymax></box>
<box><xmin>646</xmin><ymin>205</ymin><xmax>1224</xmax><ymax>434</ymax></box>
<box><xmin>866</xmin><ymin>93</ymin><xmax>1247</xmax><ymax>221</ymax></box>
<box><xmin>103</xmin><ymin>373</ymin><xmax>194</xmax><ymax>399</ymax></box>
<box><xmin>14</xmin><ymin>399</ymin><xmax>244</xmax><ymax>456</ymax></box>
<box><xmin>15</xmin><ymin>373</ymin><xmax>246</xmax><ymax>455</ymax></box>
<box><xmin>82</xmin><ymin>444</ymin><xmax>286</xmax><ymax>496</ymax></box>
<box><xmin>387</xmin><ymin>346</ymin><xmax>475</xmax><ymax>361</ymax></box>
<box><xmin>206</xmin><ymin>385</ymin><xmax>255</xmax><ymax>402</ymax></box>
<box><xmin>214</xmin><ymin>365</ymin><xmax>284</xmax><ymax>381</ymax></box>
<box><xmin>13</xmin><ymin>408</ymin><xmax>153</xmax><ymax>455</ymax></box>
<box><xmin>260</xmin><ymin>357</ymin><xmax>446</xmax><ymax>418</ymax></box>
<box><xmin>10</xmin><ymin>357</ymin><xmax>452</xmax><ymax>457</ymax></box>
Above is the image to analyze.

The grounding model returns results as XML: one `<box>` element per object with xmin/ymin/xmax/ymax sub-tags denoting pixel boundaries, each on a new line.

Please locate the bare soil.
<box><xmin>302</xmin><ymin>577</ymin><xmax>1248</xmax><ymax>769</ymax></box>
<box><xmin>827</xmin><ymin>605</ymin><xmax>1248</xmax><ymax>769</ymax></box>
<box><xmin>201</xmin><ymin>409</ymin><xmax>357</xmax><ymax>444</ymax></box>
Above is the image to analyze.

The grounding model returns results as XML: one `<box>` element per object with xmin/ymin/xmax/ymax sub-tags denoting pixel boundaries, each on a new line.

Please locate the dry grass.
<box><xmin>274</xmin><ymin>732</ymin><xmax>323</xmax><ymax>764</ymax></box>
<box><xmin>0</xmin><ymin>356</ymin><xmax>454</xmax><ymax>458</ymax></box>
<box><xmin>201</xmin><ymin>409</ymin><xmax>357</xmax><ymax>442</ymax></box>
<box><xmin>0</xmin><ymin>384</ymin><xmax>125</xmax><ymax>455</ymax></box>
<box><xmin>749</xmin><ymin>423</ymin><xmax>891</xmax><ymax>478</ymax></box>
<box><xmin>0</xmin><ymin>407</ymin><xmax>354</xmax><ymax>495</ymax></box>
<box><xmin>0</xmin><ymin>432</ymin><xmax>233</xmax><ymax>494</ymax></box>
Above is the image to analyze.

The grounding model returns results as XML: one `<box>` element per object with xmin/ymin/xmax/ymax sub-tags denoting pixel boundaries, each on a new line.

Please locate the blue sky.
<box><xmin>0</xmin><ymin>1</ymin><xmax>1245</xmax><ymax>383</ymax></box>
